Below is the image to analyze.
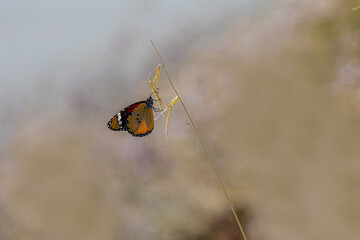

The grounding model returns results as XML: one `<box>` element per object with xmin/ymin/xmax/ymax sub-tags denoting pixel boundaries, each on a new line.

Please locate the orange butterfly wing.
<box><xmin>107</xmin><ymin>96</ymin><xmax>154</xmax><ymax>137</ymax></box>
<box><xmin>126</xmin><ymin>104</ymin><xmax>154</xmax><ymax>137</ymax></box>
<box><xmin>107</xmin><ymin>101</ymin><xmax>146</xmax><ymax>131</ymax></box>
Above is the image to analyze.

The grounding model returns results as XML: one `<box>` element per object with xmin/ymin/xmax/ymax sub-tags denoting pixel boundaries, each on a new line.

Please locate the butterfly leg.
<box><xmin>153</xmin><ymin>107</ymin><xmax>162</xmax><ymax>112</ymax></box>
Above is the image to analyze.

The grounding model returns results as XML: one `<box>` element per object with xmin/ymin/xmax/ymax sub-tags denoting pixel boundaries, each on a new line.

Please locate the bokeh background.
<box><xmin>1</xmin><ymin>0</ymin><xmax>360</xmax><ymax>239</ymax></box>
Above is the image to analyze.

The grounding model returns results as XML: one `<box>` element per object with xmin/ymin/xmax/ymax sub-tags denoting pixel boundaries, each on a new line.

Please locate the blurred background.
<box><xmin>1</xmin><ymin>0</ymin><xmax>360</xmax><ymax>239</ymax></box>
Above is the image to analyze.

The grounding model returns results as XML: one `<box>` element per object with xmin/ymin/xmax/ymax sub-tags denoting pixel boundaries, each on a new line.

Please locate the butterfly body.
<box><xmin>107</xmin><ymin>96</ymin><xmax>154</xmax><ymax>137</ymax></box>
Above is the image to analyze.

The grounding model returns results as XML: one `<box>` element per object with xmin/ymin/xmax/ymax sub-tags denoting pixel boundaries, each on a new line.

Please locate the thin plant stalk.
<box><xmin>352</xmin><ymin>4</ymin><xmax>360</xmax><ymax>10</ymax></box>
<box><xmin>150</xmin><ymin>40</ymin><xmax>248</xmax><ymax>240</ymax></box>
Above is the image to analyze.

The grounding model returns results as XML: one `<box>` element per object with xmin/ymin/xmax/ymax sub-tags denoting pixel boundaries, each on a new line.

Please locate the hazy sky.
<box><xmin>0</xmin><ymin>0</ymin><xmax>261</xmax><ymax>96</ymax></box>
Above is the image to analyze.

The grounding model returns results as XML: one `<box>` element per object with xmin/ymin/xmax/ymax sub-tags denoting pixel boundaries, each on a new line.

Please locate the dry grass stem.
<box><xmin>149</xmin><ymin>65</ymin><xmax>167</xmax><ymax>110</ymax></box>
<box><xmin>150</xmin><ymin>40</ymin><xmax>248</xmax><ymax>240</ymax></box>
<box><xmin>163</xmin><ymin>96</ymin><xmax>180</xmax><ymax>144</ymax></box>
<box><xmin>149</xmin><ymin>66</ymin><xmax>181</xmax><ymax>144</ymax></box>
<box><xmin>352</xmin><ymin>4</ymin><xmax>360</xmax><ymax>10</ymax></box>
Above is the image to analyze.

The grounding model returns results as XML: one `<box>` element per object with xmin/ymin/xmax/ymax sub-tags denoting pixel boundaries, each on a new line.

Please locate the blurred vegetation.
<box><xmin>1</xmin><ymin>0</ymin><xmax>360</xmax><ymax>239</ymax></box>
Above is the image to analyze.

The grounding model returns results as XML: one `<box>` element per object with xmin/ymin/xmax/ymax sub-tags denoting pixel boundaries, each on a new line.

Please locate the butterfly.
<box><xmin>107</xmin><ymin>96</ymin><xmax>155</xmax><ymax>137</ymax></box>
